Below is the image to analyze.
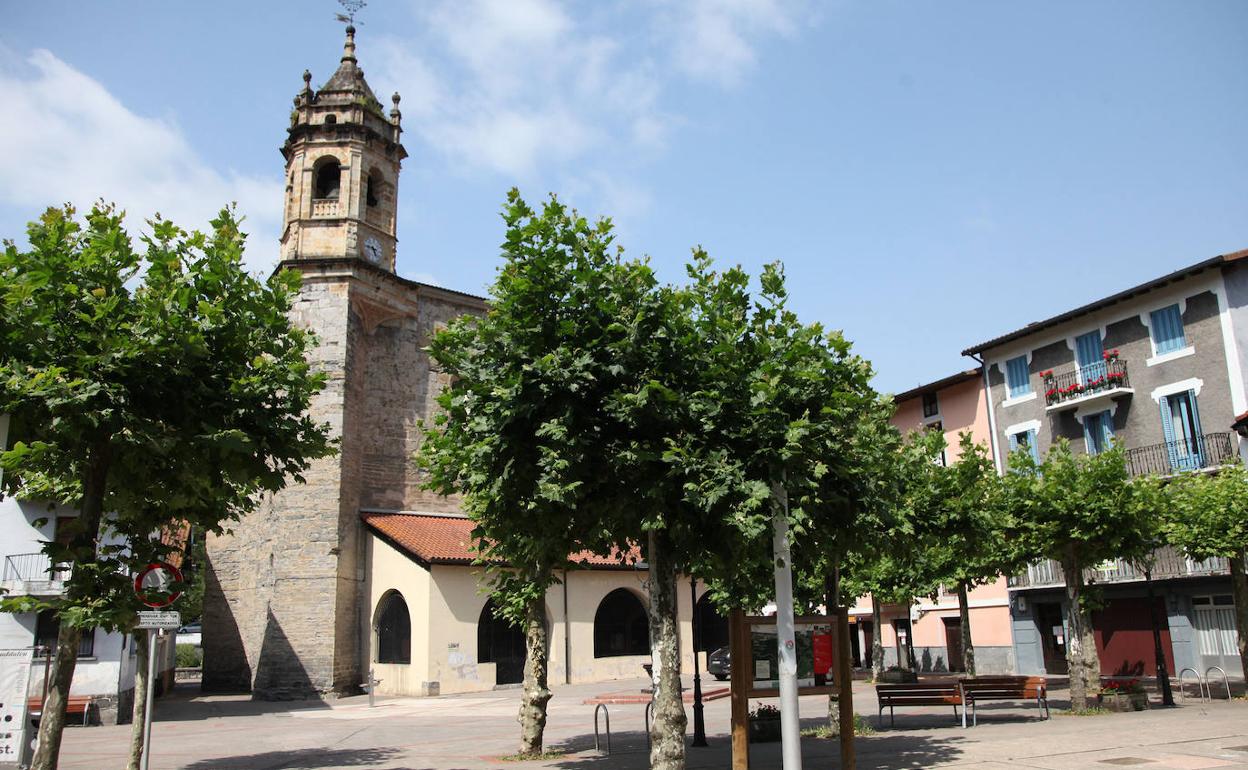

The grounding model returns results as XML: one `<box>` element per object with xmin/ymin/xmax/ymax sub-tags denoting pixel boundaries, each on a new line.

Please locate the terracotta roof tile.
<box><xmin>361</xmin><ymin>512</ymin><xmax>642</xmax><ymax>568</ymax></box>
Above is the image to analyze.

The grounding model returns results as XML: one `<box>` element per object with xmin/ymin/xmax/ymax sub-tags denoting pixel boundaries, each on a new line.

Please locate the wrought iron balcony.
<box><xmin>1</xmin><ymin>552</ymin><xmax>71</xmax><ymax>597</ymax></box>
<box><xmin>1041</xmin><ymin>359</ymin><xmax>1132</xmax><ymax>412</ymax></box>
<box><xmin>1124</xmin><ymin>432</ymin><xmax>1237</xmax><ymax>477</ymax></box>
<box><xmin>1008</xmin><ymin>545</ymin><xmax>1229</xmax><ymax>589</ymax></box>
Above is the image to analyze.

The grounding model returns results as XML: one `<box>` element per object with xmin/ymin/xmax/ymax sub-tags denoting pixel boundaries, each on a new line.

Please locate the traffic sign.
<box><xmin>136</xmin><ymin>611</ymin><xmax>181</xmax><ymax>630</ymax></box>
<box><xmin>134</xmin><ymin>562</ymin><xmax>183</xmax><ymax>608</ymax></box>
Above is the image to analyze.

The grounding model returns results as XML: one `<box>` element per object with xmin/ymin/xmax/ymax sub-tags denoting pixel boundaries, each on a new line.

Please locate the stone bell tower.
<box><xmin>280</xmin><ymin>24</ymin><xmax>405</xmax><ymax>270</ymax></box>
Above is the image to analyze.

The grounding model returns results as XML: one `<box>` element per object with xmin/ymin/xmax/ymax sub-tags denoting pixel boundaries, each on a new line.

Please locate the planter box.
<box><xmin>877</xmin><ymin>669</ymin><xmax>919</xmax><ymax>683</ymax></box>
<box><xmin>749</xmin><ymin>717</ymin><xmax>781</xmax><ymax>743</ymax></box>
<box><xmin>1098</xmin><ymin>692</ymin><xmax>1149</xmax><ymax>712</ymax></box>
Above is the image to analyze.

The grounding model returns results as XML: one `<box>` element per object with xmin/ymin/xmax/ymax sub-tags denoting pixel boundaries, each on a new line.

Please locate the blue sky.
<box><xmin>2</xmin><ymin>1</ymin><xmax>1245</xmax><ymax>394</ymax></box>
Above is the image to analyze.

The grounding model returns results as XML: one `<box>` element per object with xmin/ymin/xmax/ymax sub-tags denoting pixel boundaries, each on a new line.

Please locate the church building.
<box><xmin>202</xmin><ymin>26</ymin><xmax>725</xmax><ymax>700</ymax></box>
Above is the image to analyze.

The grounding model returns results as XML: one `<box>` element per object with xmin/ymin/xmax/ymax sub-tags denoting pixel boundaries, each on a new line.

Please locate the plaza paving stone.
<box><xmin>51</xmin><ymin>677</ymin><xmax>1248</xmax><ymax>769</ymax></box>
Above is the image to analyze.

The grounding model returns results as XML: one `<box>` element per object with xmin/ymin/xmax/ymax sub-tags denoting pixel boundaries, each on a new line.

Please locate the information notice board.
<box><xmin>0</xmin><ymin>648</ymin><xmax>34</xmax><ymax>767</ymax></box>
<box><xmin>742</xmin><ymin>615</ymin><xmax>837</xmax><ymax>697</ymax></box>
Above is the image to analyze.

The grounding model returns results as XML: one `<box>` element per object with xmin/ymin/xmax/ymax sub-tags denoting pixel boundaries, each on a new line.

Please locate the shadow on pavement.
<box><xmin>151</xmin><ymin>681</ymin><xmax>333</xmax><ymax>722</ymax></box>
<box><xmin>182</xmin><ymin>746</ymin><xmax>408</xmax><ymax>770</ymax></box>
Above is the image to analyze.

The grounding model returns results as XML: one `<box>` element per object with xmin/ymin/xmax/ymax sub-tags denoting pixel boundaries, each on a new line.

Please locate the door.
<box><xmin>849</xmin><ymin>620</ymin><xmax>862</xmax><ymax>668</ymax></box>
<box><xmin>1160</xmin><ymin>390</ymin><xmax>1204</xmax><ymax>472</ymax></box>
<box><xmin>861</xmin><ymin>621</ymin><xmax>874</xmax><ymax>669</ymax></box>
<box><xmin>943</xmin><ymin>617</ymin><xmax>964</xmax><ymax>672</ymax></box>
<box><xmin>1192</xmin><ymin>595</ymin><xmax>1241</xmax><ymax>677</ymax></box>
<box><xmin>893</xmin><ymin>618</ymin><xmax>913</xmax><ymax>668</ymax></box>
<box><xmin>1075</xmin><ymin>330</ymin><xmax>1106</xmax><ymax>384</ymax></box>
<box><xmin>1091</xmin><ymin>597</ymin><xmax>1174</xmax><ymax>676</ymax></box>
<box><xmin>1037</xmin><ymin>602</ymin><xmax>1069</xmax><ymax>675</ymax></box>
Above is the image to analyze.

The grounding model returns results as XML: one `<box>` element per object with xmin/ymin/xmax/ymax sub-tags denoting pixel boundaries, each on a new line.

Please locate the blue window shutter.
<box><xmin>1159</xmin><ymin>395</ymin><xmax>1182</xmax><ymax>472</ymax></box>
<box><xmin>1150</xmin><ymin>304</ymin><xmax>1186</xmax><ymax>355</ymax></box>
<box><xmin>1100</xmin><ymin>410</ymin><xmax>1114</xmax><ymax>448</ymax></box>
<box><xmin>1007</xmin><ymin>432</ymin><xmax>1019</xmax><ymax>453</ymax></box>
<box><xmin>1075</xmin><ymin>331</ymin><xmax>1105</xmax><ymax>383</ymax></box>
<box><xmin>1006</xmin><ymin>356</ymin><xmax>1031</xmax><ymax>397</ymax></box>
<box><xmin>1083</xmin><ymin>413</ymin><xmax>1099</xmax><ymax>454</ymax></box>
<box><xmin>1027</xmin><ymin>429</ymin><xmax>1040</xmax><ymax>463</ymax></box>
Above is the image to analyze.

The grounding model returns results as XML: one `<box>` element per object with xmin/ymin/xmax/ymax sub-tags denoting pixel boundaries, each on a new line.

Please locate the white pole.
<box><xmin>140</xmin><ymin>629</ymin><xmax>159</xmax><ymax>770</ymax></box>
<box><xmin>771</xmin><ymin>485</ymin><xmax>802</xmax><ymax>770</ymax></box>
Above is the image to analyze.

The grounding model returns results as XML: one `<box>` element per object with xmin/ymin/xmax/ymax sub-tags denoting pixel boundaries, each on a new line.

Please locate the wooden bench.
<box><xmin>875</xmin><ymin>681</ymin><xmax>971</xmax><ymax>729</ymax></box>
<box><xmin>26</xmin><ymin>695</ymin><xmax>94</xmax><ymax>726</ymax></box>
<box><xmin>958</xmin><ymin>676</ymin><xmax>1049</xmax><ymax>724</ymax></box>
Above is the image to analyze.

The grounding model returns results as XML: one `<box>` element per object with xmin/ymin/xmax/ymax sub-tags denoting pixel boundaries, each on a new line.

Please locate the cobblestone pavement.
<box><xmin>53</xmin><ymin>677</ymin><xmax>1248</xmax><ymax>769</ymax></box>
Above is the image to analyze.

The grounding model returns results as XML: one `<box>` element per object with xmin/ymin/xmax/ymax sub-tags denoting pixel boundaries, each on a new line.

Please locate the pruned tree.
<box><xmin>419</xmin><ymin>190</ymin><xmax>648</xmax><ymax>757</ymax></box>
<box><xmin>1001</xmin><ymin>440</ymin><xmax>1137</xmax><ymax>710</ymax></box>
<box><xmin>0</xmin><ymin>204</ymin><xmax>333</xmax><ymax>770</ymax></box>
<box><xmin>1163</xmin><ymin>462</ymin><xmax>1248</xmax><ymax>683</ymax></box>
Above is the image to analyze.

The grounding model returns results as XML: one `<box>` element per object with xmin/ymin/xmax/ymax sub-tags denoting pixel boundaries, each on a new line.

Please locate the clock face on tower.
<box><xmin>363</xmin><ymin>236</ymin><xmax>383</xmax><ymax>263</ymax></box>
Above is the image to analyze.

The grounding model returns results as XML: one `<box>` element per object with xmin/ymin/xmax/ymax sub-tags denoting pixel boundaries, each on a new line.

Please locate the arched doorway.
<box><xmin>593</xmin><ymin>588</ymin><xmax>648</xmax><ymax>658</ymax></box>
<box><xmin>478</xmin><ymin>598</ymin><xmax>527</xmax><ymax>685</ymax></box>
<box><xmin>694</xmin><ymin>592</ymin><xmax>729</xmax><ymax>653</ymax></box>
<box><xmin>374</xmin><ymin>591</ymin><xmax>410</xmax><ymax>664</ymax></box>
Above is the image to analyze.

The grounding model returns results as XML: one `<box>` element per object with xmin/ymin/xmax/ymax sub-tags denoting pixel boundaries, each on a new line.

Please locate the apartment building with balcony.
<box><xmin>848</xmin><ymin>368</ymin><xmax>1015</xmax><ymax>674</ymax></box>
<box><xmin>0</xmin><ymin>416</ymin><xmax>175</xmax><ymax>725</ymax></box>
<box><xmin>963</xmin><ymin>248</ymin><xmax>1248</xmax><ymax>680</ymax></box>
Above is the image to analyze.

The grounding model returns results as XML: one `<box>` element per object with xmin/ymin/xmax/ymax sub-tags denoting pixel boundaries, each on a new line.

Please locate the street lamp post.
<box><xmin>690</xmin><ymin>576</ymin><xmax>708</xmax><ymax>747</ymax></box>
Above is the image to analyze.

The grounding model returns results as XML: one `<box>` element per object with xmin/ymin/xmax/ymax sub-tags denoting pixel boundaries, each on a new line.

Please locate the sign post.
<box><xmin>0</xmin><ymin>648</ymin><xmax>35</xmax><ymax>770</ymax></box>
<box><xmin>134</xmin><ymin>561</ymin><xmax>183</xmax><ymax>770</ymax></box>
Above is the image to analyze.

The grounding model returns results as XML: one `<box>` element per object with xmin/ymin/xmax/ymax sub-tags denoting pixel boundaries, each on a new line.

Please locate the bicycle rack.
<box><xmin>593</xmin><ymin>703</ymin><xmax>611</xmax><ymax>755</ymax></box>
<box><xmin>1205</xmin><ymin>666</ymin><xmax>1231</xmax><ymax>700</ymax></box>
<box><xmin>1177</xmin><ymin>667</ymin><xmax>1208</xmax><ymax>701</ymax></box>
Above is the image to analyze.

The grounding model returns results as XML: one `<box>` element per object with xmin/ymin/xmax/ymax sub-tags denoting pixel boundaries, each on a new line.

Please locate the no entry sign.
<box><xmin>134</xmin><ymin>562</ymin><xmax>183</xmax><ymax>608</ymax></box>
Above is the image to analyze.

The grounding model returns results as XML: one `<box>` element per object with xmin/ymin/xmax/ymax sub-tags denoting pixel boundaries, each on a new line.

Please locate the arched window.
<box><xmin>694</xmin><ymin>593</ymin><xmax>729</xmax><ymax>652</ymax></box>
<box><xmin>375</xmin><ymin>591</ymin><xmax>410</xmax><ymax>664</ymax></box>
<box><xmin>314</xmin><ymin>157</ymin><xmax>341</xmax><ymax>200</ymax></box>
<box><xmin>366</xmin><ymin>169</ymin><xmax>382</xmax><ymax>207</ymax></box>
<box><xmin>478</xmin><ymin>598</ymin><xmax>528</xmax><ymax>685</ymax></box>
<box><xmin>323</xmin><ymin>113</ymin><xmax>337</xmax><ymax>125</ymax></box>
<box><xmin>593</xmin><ymin>588</ymin><xmax>648</xmax><ymax>658</ymax></box>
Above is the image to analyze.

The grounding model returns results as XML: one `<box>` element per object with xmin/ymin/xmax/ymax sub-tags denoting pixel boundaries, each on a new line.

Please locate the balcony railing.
<box><xmin>1041</xmin><ymin>359</ymin><xmax>1131</xmax><ymax>410</ymax></box>
<box><xmin>1009</xmin><ymin>545</ymin><xmax>1229</xmax><ymax>589</ymax></box>
<box><xmin>1124</xmin><ymin>432</ymin><xmax>1237</xmax><ymax>477</ymax></box>
<box><xmin>1</xmin><ymin>553</ymin><xmax>71</xmax><ymax>596</ymax></box>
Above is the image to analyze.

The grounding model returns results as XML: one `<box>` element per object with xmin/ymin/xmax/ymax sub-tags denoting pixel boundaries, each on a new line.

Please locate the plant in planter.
<box><xmin>1097</xmin><ymin>678</ymin><xmax>1149</xmax><ymax>712</ymax></box>
<box><xmin>877</xmin><ymin>665</ymin><xmax>918</xmax><ymax>683</ymax></box>
<box><xmin>1102</xmin><ymin>349</ymin><xmax>1120</xmax><ymax>363</ymax></box>
<box><xmin>748</xmin><ymin>704</ymin><xmax>782</xmax><ymax>743</ymax></box>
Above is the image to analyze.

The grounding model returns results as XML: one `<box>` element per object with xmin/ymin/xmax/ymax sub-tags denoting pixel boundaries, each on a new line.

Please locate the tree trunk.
<box><xmin>517</xmin><ymin>592</ymin><xmax>552</xmax><ymax>757</ymax></box>
<box><xmin>1229</xmin><ymin>552</ymin><xmax>1248</xmax><ymax>684</ymax></box>
<box><xmin>825</xmin><ymin>575</ymin><xmax>840</xmax><ymax>735</ymax></box>
<box><xmin>646</xmin><ymin>528</ymin><xmax>686</xmax><ymax>770</ymax></box>
<box><xmin>126</xmin><ymin>630</ymin><xmax>149</xmax><ymax>770</ymax></box>
<box><xmin>956</xmin><ymin>582</ymin><xmax>976</xmax><ymax>677</ymax></box>
<box><xmin>1060</xmin><ymin>551</ymin><xmax>1100</xmax><ymax>711</ymax></box>
<box><xmin>903</xmin><ymin>605</ymin><xmax>917</xmax><ymax>672</ymax></box>
<box><xmin>870</xmin><ymin>596</ymin><xmax>884</xmax><ymax>681</ymax></box>
<box><xmin>32</xmin><ymin>443</ymin><xmax>110</xmax><ymax>770</ymax></box>
<box><xmin>30</xmin><ymin>624</ymin><xmax>83</xmax><ymax>770</ymax></box>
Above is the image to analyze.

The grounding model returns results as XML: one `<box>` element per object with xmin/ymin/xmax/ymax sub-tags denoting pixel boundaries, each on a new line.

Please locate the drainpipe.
<box><xmin>967</xmin><ymin>352</ymin><xmax>1003</xmax><ymax>472</ymax></box>
<box><xmin>563</xmin><ymin>568</ymin><xmax>571</xmax><ymax>685</ymax></box>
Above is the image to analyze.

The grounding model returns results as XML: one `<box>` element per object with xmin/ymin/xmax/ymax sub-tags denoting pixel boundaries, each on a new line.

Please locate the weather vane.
<box><xmin>336</xmin><ymin>0</ymin><xmax>366</xmax><ymax>26</ymax></box>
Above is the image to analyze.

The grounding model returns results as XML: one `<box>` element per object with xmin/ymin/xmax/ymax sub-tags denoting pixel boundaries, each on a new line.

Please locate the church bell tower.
<box><xmin>280</xmin><ymin>24</ymin><xmax>405</xmax><ymax>271</ymax></box>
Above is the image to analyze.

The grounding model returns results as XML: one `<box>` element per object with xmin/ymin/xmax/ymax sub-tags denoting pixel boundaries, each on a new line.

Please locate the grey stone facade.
<box><xmin>202</xmin><ymin>29</ymin><xmax>484</xmax><ymax>699</ymax></box>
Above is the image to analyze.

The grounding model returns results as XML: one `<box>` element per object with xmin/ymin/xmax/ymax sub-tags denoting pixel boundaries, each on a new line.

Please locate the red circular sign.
<box><xmin>134</xmin><ymin>562</ymin><xmax>183</xmax><ymax>608</ymax></box>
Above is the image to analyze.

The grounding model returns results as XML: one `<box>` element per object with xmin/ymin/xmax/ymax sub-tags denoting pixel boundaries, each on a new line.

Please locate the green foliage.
<box><xmin>1163</xmin><ymin>463</ymin><xmax>1248</xmax><ymax>560</ymax></box>
<box><xmin>175</xmin><ymin>643</ymin><xmax>202</xmax><ymax>668</ymax></box>
<box><xmin>0</xmin><ymin>203</ymin><xmax>334</xmax><ymax>633</ymax></box>
<box><xmin>800</xmin><ymin>713</ymin><xmax>876</xmax><ymax>737</ymax></box>
<box><xmin>1001</xmin><ymin>439</ymin><xmax>1140</xmax><ymax>571</ymax></box>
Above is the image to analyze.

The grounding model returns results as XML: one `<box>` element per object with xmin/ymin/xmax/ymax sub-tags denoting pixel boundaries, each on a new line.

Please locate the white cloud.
<box><xmin>369</xmin><ymin>0</ymin><xmax>811</xmax><ymax>185</ymax></box>
<box><xmin>0</xmin><ymin>49</ymin><xmax>283</xmax><ymax>272</ymax></box>
<box><xmin>658</xmin><ymin>0</ymin><xmax>811</xmax><ymax>87</ymax></box>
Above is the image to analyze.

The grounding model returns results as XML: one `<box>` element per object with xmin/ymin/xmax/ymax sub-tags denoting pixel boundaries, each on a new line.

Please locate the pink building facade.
<box><xmin>847</xmin><ymin>369</ymin><xmax>1016</xmax><ymax>674</ymax></box>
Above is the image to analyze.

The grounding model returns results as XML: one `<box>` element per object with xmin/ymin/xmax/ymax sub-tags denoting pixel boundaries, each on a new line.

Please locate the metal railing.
<box><xmin>1009</xmin><ymin>545</ymin><xmax>1229</xmax><ymax>589</ymax></box>
<box><xmin>2</xmin><ymin>553</ymin><xmax>71</xmax><ymax>592</ymax></box>
<box><xmin>1124</xmin><ymin>432</ymin><xmax>1237</xmax><ymax>477</ymax></box>
<box><xmin>1042</xmin><ymin>359</ymin><xmax>1130</xmax><ymax>407</ymax></box>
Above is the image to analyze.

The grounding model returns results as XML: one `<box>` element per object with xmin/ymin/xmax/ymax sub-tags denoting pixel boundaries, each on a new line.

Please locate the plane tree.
<box><xmin>1001</xmin><ymin>439</ymin><xmax>1138</xmax><ymax>710</ymax></box>
<box><xmin>0</xmin><ymin>204</ymin><xmax>333</xmax><ymax>770</ymax></box>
